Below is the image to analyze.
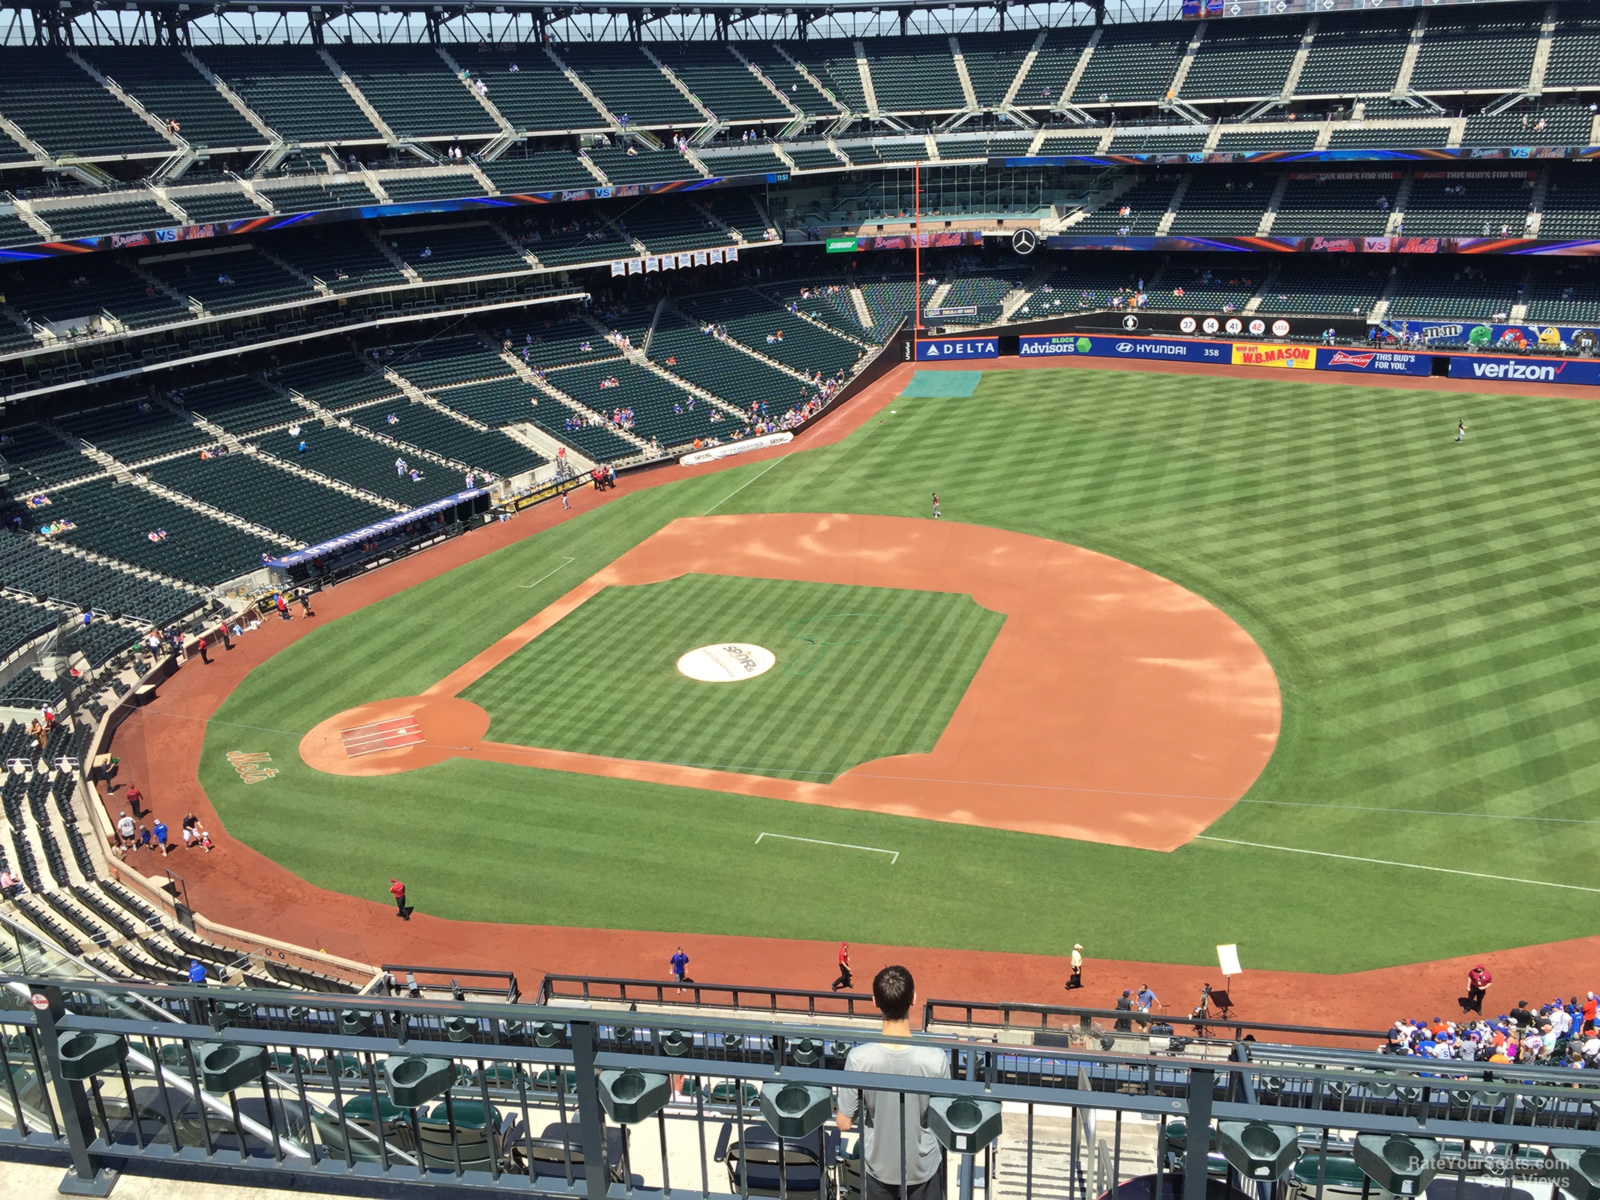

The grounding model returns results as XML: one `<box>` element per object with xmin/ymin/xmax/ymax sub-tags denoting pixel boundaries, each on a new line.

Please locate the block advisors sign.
<box><xmin>915</xmin><ymin>337</ymin><xmax>1000</xmax><ymax>361</ymax></box>
<box><xmin>1017</xmin><ymin>334</ymin><xmax>1226</xmax><ymax>362</ymax></box>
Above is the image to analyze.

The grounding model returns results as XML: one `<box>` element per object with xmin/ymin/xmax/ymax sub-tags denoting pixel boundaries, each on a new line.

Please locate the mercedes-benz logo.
<box><xmin>1012</xmin><ymin>229</ymin><xmax>1038</xmax><ymax>255</ymax></box>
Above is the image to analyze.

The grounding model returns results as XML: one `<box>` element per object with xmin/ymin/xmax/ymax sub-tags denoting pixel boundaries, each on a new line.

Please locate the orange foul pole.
<box><xmin>913</xmin><ymin>160</ymin><xmax>922</xmax><ymax>350</ymax></box>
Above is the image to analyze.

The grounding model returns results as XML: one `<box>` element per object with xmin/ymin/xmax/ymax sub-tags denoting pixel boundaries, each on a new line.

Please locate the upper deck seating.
<box><xmin>958</xmin><ymin>31</ymin><xmax>1039</xmax><ymax>108</ymax></box>
<box><xmin>1071</xmin><ymin>23</ymin><xmax>1190</xmax><ymax>106</ymax></box>
<box><xmin>1410</xmin><ymin>5</ymin><xmax>1542</xmax><ymax>94</ymax></box>
<box><xmin>0</xmin><ymin>49</ymin><xmax>173</xmax><ymax>157</ymax></box>
<box><xmin>1294</xmin><ymin>10</ymin><xmax>1412</xmax><ymax>96</ymax></box>
<box><xmin>332</xmin><ymin>45</ymin><xmax>499</xmax><ymax>140</ymax></box>
<box><xmin>863</xmin><ymin>35</ymin><xmax>967</xmax><ymax>113</ymax></box>
<box><xmin>651</xmin><ymin>43</ymin><xmax>790</xmax><ymax>123</ymax></box>
<box><xmin>451</xmin><ymin>47</ymin><xmax>604</xmax><ymax>132</ymax></box>
<box><xmin>1012</xmin><ymin>28</ymin><xmax>1095</xmax><ymax>108</ymax></box>
<box><xmin>197</xmin><ymin>46</ymin><xmax>381</xmax><ymax>142</ymax></box>
<box><xmin>737</xmin><ymin>44</ymin><xmax>841</xmax><ymax>117</ymax></box>
<box><xmin>80</xmin><ymin>48</ymin><xmax>266</xmax><ymax>149</ymax></box>
<box><xmin>555</xmin><ymin>43</ymin><xmax>702</xmax><ymax>127</ymax></box>
<box><xmin>1181</xmin><ymin>19</ymin><xmax>1301</xmax><ymax>100</ymax></box>
<box><xmin>779</xmin><ymin>41</ymin><xmax>869</xmax><ymax>113</ymax></box>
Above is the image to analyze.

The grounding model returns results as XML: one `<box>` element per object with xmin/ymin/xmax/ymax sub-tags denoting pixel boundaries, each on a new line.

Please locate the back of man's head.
<box><xmin>873</xmin><ymin>965</ymin><xmax>915</xmax><ymax>1022</ymax></box>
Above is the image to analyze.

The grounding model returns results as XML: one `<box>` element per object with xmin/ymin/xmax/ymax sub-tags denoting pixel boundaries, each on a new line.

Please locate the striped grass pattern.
<box><xmin>199</xmin><ymin>367</ymin><xmax>1600</xmax><ymax>969</ymax></box>
<box><xmin>463</xmin><ymin>574</ymin><xmax>1005</xmax><ymax>781</ymax></box>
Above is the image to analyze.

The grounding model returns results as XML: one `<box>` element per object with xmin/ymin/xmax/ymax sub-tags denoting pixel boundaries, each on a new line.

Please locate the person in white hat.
<box><xmin>1066</xmin><ymin>944</ymin><xmax>1084</xmax><ymax>991</ymax></box>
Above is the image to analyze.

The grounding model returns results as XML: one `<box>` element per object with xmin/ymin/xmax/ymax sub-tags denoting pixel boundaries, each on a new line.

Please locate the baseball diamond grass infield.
<box><xmin>189</xmin><ymin>363</ymin><xmax>1600</xmax><ymax>974</ymax></box>
<box><xmin>461</xmin><ymin>575</ymin><xmax>1005</xmax><ymax>782</ymax></box>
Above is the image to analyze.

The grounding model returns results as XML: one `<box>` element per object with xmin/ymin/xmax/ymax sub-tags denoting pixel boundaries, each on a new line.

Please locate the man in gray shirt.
<box><xmin>836</xmin><ymin>966</ymin><xmax>951</xmax><ymax>1200</ymax></box>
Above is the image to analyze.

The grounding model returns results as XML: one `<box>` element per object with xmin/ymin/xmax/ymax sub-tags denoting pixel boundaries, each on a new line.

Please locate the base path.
<box><xmin>95</xmin><ymin>353</ymin><xmax>1600</xmax><ymax>1029</ymax></box>
<box><xmin>300</xmin><ymin>513</ymin><xmax>1280</xmax><ymax>851</ymax></box>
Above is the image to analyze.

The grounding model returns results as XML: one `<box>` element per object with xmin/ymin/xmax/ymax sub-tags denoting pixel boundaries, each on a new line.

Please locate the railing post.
<box><xmin>569</xmin><ymin>1019</ymin><xmax>612</xmax><ymax>1200</ymax></box>
<box><xmin>1184</xmin><ymin>1067</ymin><xmax>1215</xmax><ymax>1200</ymax></box>
<box><xmin>34</xmin><ymin>986</ymin><xmax>117</xmax><ymax>1197</ymax></box>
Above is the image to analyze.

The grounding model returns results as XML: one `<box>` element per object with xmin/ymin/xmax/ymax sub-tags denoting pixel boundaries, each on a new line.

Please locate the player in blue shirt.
<box><xmin>670</xmin><ymin>947</ymin><xmax>690</xmax><ymax>994</ymax></box>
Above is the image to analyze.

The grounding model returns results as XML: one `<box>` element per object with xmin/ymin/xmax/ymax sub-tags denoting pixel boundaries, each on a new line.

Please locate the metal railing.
<box><xmin>922</xmin><ymin>998</ymin><xmax>1388</xmax><ymax>1052</ymax></box>
<box><xmin>4</xmin><ymin>974</ymin><xmax>1600</xmax><ymax>1198</ymax></box>
<box><xmin>539</xmin><ymin>973</ymin><xmax>882</xmax><ymax>1019</ymax></box>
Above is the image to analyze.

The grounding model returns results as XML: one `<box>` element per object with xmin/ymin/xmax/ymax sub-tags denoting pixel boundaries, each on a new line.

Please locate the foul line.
<box><xmin>1195</xmin><ymin>836</ymin><xmax>1600</xmax><ymax>894</ymax></box>
<box><xmin>755</xmin><ymin>832</ymin><xmax>899</xmax><ymax>864</ymax></box>
<box><xmin>702</xmin><ymin>452</ymin><xmax>791</xmax><ymax>516</ymax></box>
<box><xmin>518</xmin><ymin>557</ymin><xmax>576</xmax><ymax>589</ymax></box>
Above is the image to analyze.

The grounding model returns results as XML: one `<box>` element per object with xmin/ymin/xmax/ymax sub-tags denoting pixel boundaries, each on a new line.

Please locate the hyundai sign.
<box><xmin>915</xmin><ymin>337</ymin><xmax>1000</xmax><ymax>360</ymax></box>
<box><xmin>1018</xmin><ymin>334</ymin><xmax>1225</xmax><ymax>362</ymax></box>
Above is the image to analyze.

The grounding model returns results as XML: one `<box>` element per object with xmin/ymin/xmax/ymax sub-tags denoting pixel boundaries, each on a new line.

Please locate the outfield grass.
<box><xmin>200</xmin><ymin>367</ymin><xmax>1600</xmax><ymax>972</ymax></box>
<box><xmin>462</xmin><ymin>574</ymin><xmax>1003</xmax><ymax>781</ymax></box>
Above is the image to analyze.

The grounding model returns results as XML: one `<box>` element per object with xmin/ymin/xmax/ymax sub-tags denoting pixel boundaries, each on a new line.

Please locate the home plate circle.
<box><xmin>676</xmin><ymin>643</ymin><xmax>776</xmax><ymax>683</ymax></box>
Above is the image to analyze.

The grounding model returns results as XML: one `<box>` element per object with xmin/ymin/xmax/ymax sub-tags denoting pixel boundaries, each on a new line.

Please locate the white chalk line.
<box><xmin>756</xmin><ymin>832</ymin><xmax>899</xmax><ymax>864</ymax></box>
<box><xmin>518</xmin><ymin>557</ymin><xmax>576</xmax><ymax>589</ymax></box>
<box><xmin>702</xmin><ymin>452</ymin><xmax>792</xmax><ymax>516</ymax></box>
<box><xmin>1194</xmin><ymin>836</ymin><xmax>1600</xmax><ymax>894</ymax></box>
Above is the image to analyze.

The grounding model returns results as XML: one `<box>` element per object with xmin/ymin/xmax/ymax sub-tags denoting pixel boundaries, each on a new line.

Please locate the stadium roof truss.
<box><xmin>0</xmin><ymin>0</ymin><xmax>1130</xmax><ymax>48</ymax></box>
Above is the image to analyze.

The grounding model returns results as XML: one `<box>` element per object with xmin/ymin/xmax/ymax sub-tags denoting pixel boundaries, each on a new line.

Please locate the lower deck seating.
<box><xmin>522</xmin><ymin>403</ymin><xmax>638</xmax><ymax>462</ymax></box>
<box><xmin>1525</xmin><ymin>264</ymin><xmax>1600</xmax><ymax>324</ymax></box>
<box><xmin>677</xmin><ymin>289</ymin><xmax>863</xmax><ymax>377</ymax></box>
<box><xmin>647</xmin><ymin>314</ymin><xmax>809</xmax><ymax>419</ymax></box>
<box><xmin>278</xmin><ymin>356</ymin><xmax>402</xmax><ymax>412</ymax></box>
<box><xmin>44</xmin><ymin>478</ymin><xmax>276</xmax><ymax>585</ymax></box>
<box><xmin>1257</xmin><ymin>262</ymin><xmax>1387</xmax><ymax>317</ymax></box>
<box><xmin>544</xmin><ymin>358</ymin><xmax>713</xmax><ymax>448</ymax></box>
<box><xmin>179</xmin><ymin>375</ymin><xmax>304</xmax><ymax>434</ymax></box>
<box><xmin>1142</xmin><ymin>266</ymin><xmax>1261</xmax><ymax>314</ymax></box>
<box><xmin>857</xmin><ymin>277</ymin><xmax>934</xmax><ymax>332</ymax></box>
<box><xmin>390</xmin><ymin>337</ymin><xmax>513</xmax><ymax>389</ymax></box>
<box><xmin>253</xmin><ymin>425</ymin><xmax>466</xmax><ymax>507</ymax></box>
<box><xmin>346</xmin><ymin>404</ymin><xmax>546</xmax><ymax>478</ymax></box>
<box><xmin>55</xmin><ymin>402</ymin><xmax>213</xmax><ymax>465</ymax></box>
<box><xmin>1386</xmin><ymin>261</ymin><xmax>1524</xmax><ymax>323</ymax></box>
<box><xmin>143</xmin><ymin>453</ymin><xmax>394</xmax><ymax>544</ymax></box>
<box><xmin>0</xmin><ymin>533</ymin><xmax>202</xmax><ymax>625</ymax></box>
<box><xmin>767</xmin><ymin>280</ymin><xmax>866</xmax><ymax>339</ymax></box>
<box><xmin>429</xmin><ymin>378</ymin><xmax>546</xmax><ymax>428</ymax></box>
<box><xmin>0</xmin><ymin>594</ymin><xmax>58</xmax><ymax>659</ymax></box>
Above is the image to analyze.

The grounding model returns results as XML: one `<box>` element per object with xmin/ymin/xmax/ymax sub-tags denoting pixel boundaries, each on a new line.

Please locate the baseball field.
<box><xmin>195</xmin><ymin>363</ymin><xmax>1600</xmax><ymax>975</ymax></box>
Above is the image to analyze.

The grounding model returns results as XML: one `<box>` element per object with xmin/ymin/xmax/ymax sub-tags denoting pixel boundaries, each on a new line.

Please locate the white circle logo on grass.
<box><xmin>677</xmin><ymin>643</ymin><xmax>776</xmax><ymax>683</ymax></box>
